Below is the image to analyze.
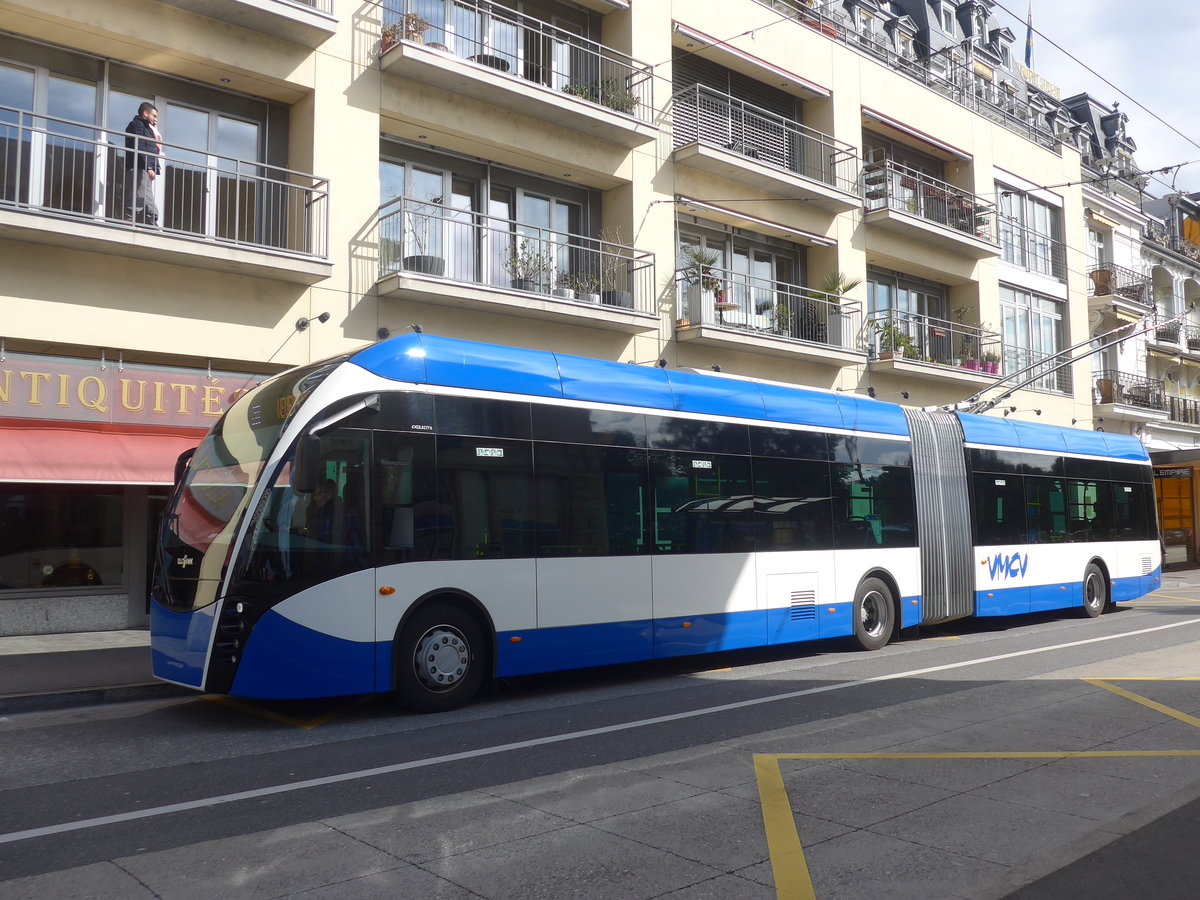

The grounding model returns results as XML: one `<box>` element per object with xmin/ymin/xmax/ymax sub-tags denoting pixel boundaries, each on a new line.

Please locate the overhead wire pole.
<box><xmin>953</xmin><ymin>305</ymin><xmax>1195</xmax><ymax>416</ymax></box>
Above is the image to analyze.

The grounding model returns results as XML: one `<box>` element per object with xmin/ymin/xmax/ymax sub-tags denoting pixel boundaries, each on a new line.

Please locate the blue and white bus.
<box><xmin>151</xmin><ymin>334</ymin><xmax>1162</xmax><ymax>711</ymax></box>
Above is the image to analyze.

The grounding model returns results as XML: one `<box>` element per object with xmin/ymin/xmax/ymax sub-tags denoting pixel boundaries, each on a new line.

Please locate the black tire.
<box><xmin>1081</xmin><ymin>563</ymin><xmax>1107</xmax><ymax>618</ymax></box>
<box><xmin>852</xmin><ymin>577</ymin><xmax>895</xmax><ymax>651</ymax></box>
<box><xmin>395</xmin><ymin>602</ymin><xmax>487</xmax><ymax>713</ymax></box>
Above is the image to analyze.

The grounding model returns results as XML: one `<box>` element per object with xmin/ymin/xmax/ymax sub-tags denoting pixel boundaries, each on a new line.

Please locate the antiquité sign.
<box><xmin>0</xmin><ymin>351</ymin><xmax>267</xmax><ymax>429</ymax></box>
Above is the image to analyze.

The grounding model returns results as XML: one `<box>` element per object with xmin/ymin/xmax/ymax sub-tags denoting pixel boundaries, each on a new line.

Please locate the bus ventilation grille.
<box><xmin>789</xmin><ymin>590</ymin><xmax>817</xmax><ymax>620</ymax></box>
<box><xmin>1142</xmin><ymin>557</ymin><xmax>1153</xmax><ymax>575</ymax></box>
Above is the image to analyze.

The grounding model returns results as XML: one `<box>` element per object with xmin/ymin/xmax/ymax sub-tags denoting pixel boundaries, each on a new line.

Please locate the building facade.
<box><xmin>0</xmin><ymin>0</ymin><xmax>1171</xmax><ymax>635</ymax></box>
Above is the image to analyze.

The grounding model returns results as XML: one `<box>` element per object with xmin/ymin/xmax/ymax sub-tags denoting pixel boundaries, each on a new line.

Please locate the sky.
<box><xmin>994</xmin><ymin>0</ymin><xmax>1200</xmax><ymax>197</ymax></box>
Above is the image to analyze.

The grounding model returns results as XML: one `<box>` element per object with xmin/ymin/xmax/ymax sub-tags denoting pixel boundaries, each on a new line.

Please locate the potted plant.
<box><xmin>504</xmin><ymin>239</ymin><xmax>552</xmax><ymax>292</ymax></box>
<box><xmin>876</xmin><ymin>320</ymin><xmax>916</xmax><ymax>360</ymax></box>
<box><xmin>380</xmin><ymin>22</ymin><xmax>402</xmax><ymax>53</ymax></box>
<box><xmin>982</xmin><ymin>350</ymin><xmax>1001</xmax><ymax>374</ymax></box>
<box><xmin>599</xmin><ymin>226</ymin><xmax>634</xmax><ymax>308</ymax></box>
<box><xmin>402</xmin><ymin>197</ymin><xmax>446</xmax><ymax>276</ymax></box>
<box><xmin>681</xmin><ymin>244</ymin><xmax>726</xmax><ymax>308</ymax></box>
<box><xmin>551</xmin><ymin>269</ymin><xmax>579</xmax><ymax>300</ymax></box>
<box><xmin>598</xmin><ymin>78</ymin><xmax>638</xmax><ymax>115</ymax></box>
<box><xmin>561</xmin><ymin>272</ymin><xmax>600</xmax><ymax>303</ymax></box>
<box><xmin>403</xmin><ymin>12</ymin><xmax>430</xmax><ymax>42</ymax></box>
<box><xmin>773</xmin><ymin>301</ymin><xmax>794</xmax><ymax>337</ymax></box>
<box><xmin>808</xmin><ymin>271</ymin><xmax>861</xmax><ymax>347</ymax></box>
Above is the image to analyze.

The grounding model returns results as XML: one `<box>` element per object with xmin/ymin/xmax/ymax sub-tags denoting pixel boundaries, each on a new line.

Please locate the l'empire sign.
<box><xmin>0</xmin><ymin>352</ymin><xmax>267</xmax><ymax>429</ymax></box>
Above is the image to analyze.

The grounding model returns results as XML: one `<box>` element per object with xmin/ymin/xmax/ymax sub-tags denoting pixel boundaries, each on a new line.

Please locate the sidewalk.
<box><xmin>0</xmin><ymin>629</ymin><xmax>185</xmax><ymax>714</ymax></box>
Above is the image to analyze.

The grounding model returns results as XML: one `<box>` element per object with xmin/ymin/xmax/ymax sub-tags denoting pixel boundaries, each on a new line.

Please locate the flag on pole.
<box><xmin>1024</xmin><ymin>1</ymin><xmax>1034</xmax><ymax>67</ymax></box>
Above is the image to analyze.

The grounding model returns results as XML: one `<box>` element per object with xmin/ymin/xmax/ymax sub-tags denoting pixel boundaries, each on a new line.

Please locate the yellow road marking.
<box><xmin>755</xmin><ymin>754</ymin><xmax>817</xmax><ymax>900</ymax></box>
<box><xmin>207</xmin><ymin>695</ymin><xmax>369</xmax><ymax>729</ymax></box>
<box><xmin>1084</xmin><ymin>679</ymin><xmax>1200</xmax><ymax>730</ymax></box>
<box><xmin>755</xmin><ymin>677</ymin><xmax>1200</xmax><ymax>898</ymax></box>
<box><xmin>1136</xmin><ymin>595</ymin><xmax>1200</xmax><ymax>602</ymax></box>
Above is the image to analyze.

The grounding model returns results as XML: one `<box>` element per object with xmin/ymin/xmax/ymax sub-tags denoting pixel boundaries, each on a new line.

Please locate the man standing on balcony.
<box><xmin>124</xmin><ymin>102</ymin><xmax>161</xmax><ymax>225</ymax></box>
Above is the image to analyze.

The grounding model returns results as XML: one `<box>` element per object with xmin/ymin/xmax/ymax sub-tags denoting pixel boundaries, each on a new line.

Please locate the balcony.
<box><xmin>673</xmin><ymin>266</ymin><xmax>865</xmax><ymax>366</ymax></box>
<box><xmin>671</xmin><ymin>85</ymin><xmax>860</xmax><ymax>211</ymax></box>
<box><xmin>377</xmin><ymin>196</ymin><xmax>656</xmax><ymax>333</ymax></box>
<box><xmin>1087</xmin><ymin>263</ymin><xmax>1151</xmax><ymax>318</ymax></box>
<box><xmin>1094</xmin><ymin>369</ymin><xmax>1168</xmax><ymax>422</ymax></box>
<box><xmin>379</xmin><ymin>0</ymin><xmax>655</xmax><ymax>147</ymax></box>
<box><xmin>0</xmin><ymin>107</ymin><xmax>330</xmax><ymax>283</ymax></box>
<box><xmin>1167</xmin><ymin>395</ymin><xmax>1200</xmax><ymax>428</ymax></box>
<box><xmin>866</xmin><ymin>309</ymin><xmax>1001</xmax><ymax>386</ymax></box>
<box><xmin>999</xmin><ymin>217</ymin><xmax>1066</xmax><ymax>281</ymax></box>
<box><xmin>1003</xmin><ymin>347</ymin><xmax>1072</xmax><ymax>395</ymax></box>
<box><xmin>1145</xmin><ymin>221</ymin><xmax>1200</xmax><ymax>265</ymax></box>
<box><xmin>862</xmin><ymin>161</ymin><xmax>999</xmax><ymax>259</ymax></box>
<box><xmin>157</xmin><ymin>0</ymin><xmax>337</xmax><ymax>47</ymax></box>
<box><xmin>765</xmin><ymin>1</ymin><xmax>1058</xmax><ymax>150</ymax></box>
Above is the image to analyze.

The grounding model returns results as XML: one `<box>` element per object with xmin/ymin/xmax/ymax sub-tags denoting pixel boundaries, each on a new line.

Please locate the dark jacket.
<box><xmin>124</xmin><ymin>115</ymin><xmax>160</xmax><ymax>174</ymax></box>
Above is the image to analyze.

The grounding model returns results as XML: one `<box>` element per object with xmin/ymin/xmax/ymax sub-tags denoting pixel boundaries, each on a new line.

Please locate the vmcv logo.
<box><xmin>175</xmin><ymin>554</ymin><xmax>195</xmax><ymax>570</ymax></box>
<box><xmin>985</xmin><ymin>551</ymin><xmax>1028</xmax><ymax>580</ymax></box>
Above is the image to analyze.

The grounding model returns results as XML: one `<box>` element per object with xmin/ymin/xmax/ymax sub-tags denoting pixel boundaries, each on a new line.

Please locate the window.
<box><xmin>973</xmin><ymin>473</ymin><xmax>1027</xmax><ymax>545</ymax></box>
<box><xmin>997</xmin><ymin>186</ymin><xmax>1064</xmax><ymax>279</ymax></box>
<box><xmin>1025</xmin><ymin>477</ymin><xmax>1067</xmax><ymax>542</ymax></box>
<box><xmin>831</xmin><ymin>463</ymin><xmax>916</xmax><ymax>548</ymax></box>
<box><xmin>534</xmin><ymin>444</ymin><xmax>648</xmax><ymax>556</ymax></box>
<box><xmin>0</xmin><ymin>487</ymin><xmax>124</xmax><ymax>591</ymax></box>
<box><xmin>941</xmin><ymin>3</ymin><xmax>957</xmax><ymax>33</ymax></box>
<box><xmin>650</xmin><ymin>451</ymin><xmax>754</xmax><ymax>554</ymax></box>
<box><xmin>867</xmin><ymin>267</ymin><xmax>952</xmax><ymax>362</ymax></box>
<box><xmin>1001</xmin><ymin>285</ymin><xmax>1066</xmax><ymax>392</ymax></box>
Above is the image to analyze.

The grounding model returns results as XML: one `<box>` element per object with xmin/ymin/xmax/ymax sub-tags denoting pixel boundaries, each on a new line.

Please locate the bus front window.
<box><xmin>157</xmin><ymin>358</ymin><xmax>344</xmax><ymax>611</ymax></box>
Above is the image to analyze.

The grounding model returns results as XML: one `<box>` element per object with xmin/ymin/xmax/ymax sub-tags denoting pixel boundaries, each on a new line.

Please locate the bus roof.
<box><xmin>347</xmin><ymin>334</ymin><xmax>1150</xmax><ymax>462</ymax></box>
<box><xmin>348</xmin><ymin>333</ymin><xmax>908</xmax><ymax>436</ymax></box>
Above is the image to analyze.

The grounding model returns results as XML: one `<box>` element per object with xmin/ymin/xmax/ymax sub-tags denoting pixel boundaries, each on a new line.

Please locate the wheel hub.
<box><xmin>414</xmin><ymin>626</ymin><xmax>470</xmax><ymax>692</ymax></box>
<box><xmin>861</xmin><ymin>591</ymin><xmax>886</xmax><ymax>637</ymax></box>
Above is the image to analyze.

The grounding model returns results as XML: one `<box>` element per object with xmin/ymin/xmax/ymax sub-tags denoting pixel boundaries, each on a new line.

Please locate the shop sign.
<box><xmin>1156</xmin><ymin>467</ymin><xmax>1192</xmax><ymax>479</ymax></box>
<box><xmin>0</xmin><ymin>351</ymin><xmax>267</xmax><ymax>429</ymax></box>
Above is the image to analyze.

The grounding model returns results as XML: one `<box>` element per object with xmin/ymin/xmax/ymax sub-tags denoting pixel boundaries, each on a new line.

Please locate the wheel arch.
<box><xmin>391</xmin><ymin>588</ymin><xmax>497</xmax><ymax>691</ymax></box>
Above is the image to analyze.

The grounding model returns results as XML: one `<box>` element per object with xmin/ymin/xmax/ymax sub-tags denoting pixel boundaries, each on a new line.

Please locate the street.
<box><xmin>3</xmin><ymin>585</ymin><xmax>1200</xmax><ymax>900</ymax></box>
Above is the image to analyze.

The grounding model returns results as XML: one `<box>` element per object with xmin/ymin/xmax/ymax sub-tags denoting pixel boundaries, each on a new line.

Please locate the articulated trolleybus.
<box><xmin>152</xmin><ymin>334</ymin><xmax>1162</xmax><ymax>711</ymax></box>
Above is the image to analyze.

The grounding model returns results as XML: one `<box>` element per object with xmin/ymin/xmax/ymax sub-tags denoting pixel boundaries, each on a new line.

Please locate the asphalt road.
<box><xmin>2</xmin><ymin>586</ymin><xmax>1200</xmax><ymax>899</ymax></box>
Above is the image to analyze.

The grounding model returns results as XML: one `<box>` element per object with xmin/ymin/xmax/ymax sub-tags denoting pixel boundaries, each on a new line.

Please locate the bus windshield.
<box><xmin>157</xmin><ymin>358</ymin><xmax>344</xmax><ymax>610</ymax></box>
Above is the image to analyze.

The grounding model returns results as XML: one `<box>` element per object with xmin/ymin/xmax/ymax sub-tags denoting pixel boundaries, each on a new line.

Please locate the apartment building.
<box><xmin>0</xmin><ymin>0</ymin><xmax>1159</xmax><ymax>634</ymax></box>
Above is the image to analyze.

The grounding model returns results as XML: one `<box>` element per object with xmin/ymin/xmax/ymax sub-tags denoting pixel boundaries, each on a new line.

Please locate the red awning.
<box><xmin>0</xmin><ymin>419</ymin><xmax>207</xmax><ymax>485</ymax></box>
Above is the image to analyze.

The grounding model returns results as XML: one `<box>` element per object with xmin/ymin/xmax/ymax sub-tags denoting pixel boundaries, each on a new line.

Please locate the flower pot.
<box><xmin>578</xmin><ymin>292</ymin><xmax>600</xmax><ymax>304</ymax></box>
<box><xmin>551</xmin><ymin>288</ymin><xmax>576</xmax><ymax>300</ymax></box>
<box><xmin>880</xmin><ymin>349</ymin><xmax>904</xmax><ymax>361</ymax></box>
<box><xmin>403</xmin><ymin>255</ymin><xmax>445</xmax><ymax>276</ymax></box>
<box><xmin>961</xmin><ymin>359</ymin><xmax>980</xmax><ymax>371</ymax></box>
<box><xmin>512</xmin><ymin>279</ymin><xmax>538</xmax><ymax>292</ymax></box>
<box><xmin>601</xmin><ymin>289</ymin><xmax>633</xmax><ymax>309</ymax></box>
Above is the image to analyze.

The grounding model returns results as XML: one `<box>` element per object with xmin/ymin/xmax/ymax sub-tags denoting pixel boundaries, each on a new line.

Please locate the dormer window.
<box><xmin>941</xmin><ymin>3</ymin><xmax>956</xmax><ymax>33</ymax></box>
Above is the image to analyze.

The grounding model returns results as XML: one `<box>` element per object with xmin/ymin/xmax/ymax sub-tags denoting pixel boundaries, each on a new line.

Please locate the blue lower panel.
<box><xmin>1031</xmin><ymin>581</ymin><xmax>1077</xmax><ymax>613</ymax></box>
<box><xmin>231</xmin><ymin>610</ymin><xmax>376</xmax><ymax>699</ymax></box>
<box><xmin>655</xmin><ymin>610</ymin><xmax>766</xmax><ymax>658</ymax></box>
<box><xmin>767</xmin><ymin>608</ymin><xmax>820</xmax><ymax>646</ymax></box>
<box><xmin>976</xmin><ymin>586</ymin><xmax>1029</xmax><ymax>617</ymax></box>
<box><xmin>150</xmin><ymin>602</ymin><xmax>214</xmax><ymax>689</ymax></box>
<box><xmin>496</xmin><ymin>619</ymin><xmax>652</xmax><ymax>677</ymax></box>
<box><xmin>1129</xmin><ymin>570</ymin><xmax>1161</xmax><ymax>602</ymax></box>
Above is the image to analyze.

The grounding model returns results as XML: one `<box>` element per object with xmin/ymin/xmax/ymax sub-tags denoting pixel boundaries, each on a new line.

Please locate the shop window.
<box><xmin>0</xmin><ymin>487</ymin><xmax>124</xmax><ymax>590</ymax></box>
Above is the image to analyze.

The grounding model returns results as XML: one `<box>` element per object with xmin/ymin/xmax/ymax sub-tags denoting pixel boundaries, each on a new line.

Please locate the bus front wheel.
<box><xmin>852</xmin><ymin>577</ymin><xmax>895</xmax><ymax>651</ymax></box>
<box><xmin>1081</xmin><ymin>563</ymin><xmax>1107</xmax><ymax>618</ymax></box>
<box><xmin>395</xmin><ymin>603</ymin><xmax>486</xmax><ymax>713</ymax></box>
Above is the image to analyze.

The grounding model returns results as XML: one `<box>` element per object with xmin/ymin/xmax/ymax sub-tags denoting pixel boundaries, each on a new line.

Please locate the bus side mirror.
<box><xmin>174</xmin><ymin>448</ymin><xmax>196</xmax><ymax>488</ymax></box>
<box><xmin>292</xmin><ymin>435</ymin><xmax>321</xmax><ymax>494</ymax></box>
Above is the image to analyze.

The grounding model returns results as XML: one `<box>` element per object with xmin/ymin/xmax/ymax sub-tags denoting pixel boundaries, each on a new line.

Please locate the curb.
<box><xmin>0</xmin><ymin>682</ymin><xmax>192</xmax><ymax>716</ymax></box>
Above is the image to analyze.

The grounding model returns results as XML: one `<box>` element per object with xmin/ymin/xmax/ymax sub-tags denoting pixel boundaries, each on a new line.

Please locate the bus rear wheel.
<box><xmin>852</xmin><ymin>577</ymin><xmax>895</xmax><ymax>651</ymax></box>
<box><xmin>1081</xmin><ymin>563</ymin><xmax>1107</xmax><ymax>618</ymax></box>
<box><xmin>395</xmin><ymin>603</ymin><xmax>486</xmax><ymax>713</ymax></box>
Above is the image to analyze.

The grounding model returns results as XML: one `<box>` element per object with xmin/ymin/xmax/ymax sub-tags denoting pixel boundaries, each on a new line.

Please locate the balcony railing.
<box><xmin>1094</xmin><ymin>369</ymin><xmax>1166</xmax><ymax>411</ymax></box>
<box><xmin>763</xmin><ymin>1</ymin><xmax>1058</xmax><ymax>149</ymax></box>
<box><xmin>999</xmin><ymin>217</ymin><xmax>1066</xmax><ymax>280</ymax></box>
<box><xmin>1144</xmin><ymin>221</ymin><xmax>1200</xmax><ymax>264</ymax></box>
<box><xmin>675</xmin><ymin>266</ymin><xmax>862</xmax><ymax>351</ymax></box>
<box><xmin>1000</xmin><ymin>347</ymin><xmax>1072</xmax><ymax>395</ymax></box>
<box><xmin>866</xmin><ymin>309</ymin><xmax>1000</xmax><ymax>370</ymax></box>
<box><xmin>0</xmin><ymin>105</ymin><xmax>328</xmax><ymax>258</ymax></box>
<box><xmin>383</xmin><ymin>0</ymin><xmax>653</xmax><ymax>123</ymax></box>
<box><xmin>671</xmin><ymin>84</ymin><xmax>860</xmax><ymax>194</ymax></box>
<box><xmin>1167</xmin><ymin>394</ymin><xmax>1200</xmax><ymax>426</ymax></box>
<box><xmin>863</xmin><ymin>160</ymin><xmax>997</xmax><ymax>242</ymax></box>
<box><xmin>380</xmin><ymin>196</ymin><xmax>654</xmax><ymax>313</ymax></box>
<box><xmin>1087</xmin><ymin>264</ymin><xmax>1151</xmax><ymax>303</ymax></box>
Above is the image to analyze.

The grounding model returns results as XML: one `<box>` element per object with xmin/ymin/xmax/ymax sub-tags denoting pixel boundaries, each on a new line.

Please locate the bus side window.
<box><xmin>376</xmin><ymin>432</ymin><xmax>438</xmax><ymax>564</ymax></box>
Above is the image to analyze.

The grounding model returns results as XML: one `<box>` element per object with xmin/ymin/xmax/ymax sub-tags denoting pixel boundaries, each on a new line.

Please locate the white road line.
<box><xmin>3</xmin><ymin>616</ymin><xmax>1199</xmax><ymax>845</ymax></box>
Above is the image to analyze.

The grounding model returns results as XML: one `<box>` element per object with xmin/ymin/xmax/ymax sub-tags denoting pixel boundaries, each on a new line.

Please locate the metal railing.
<box><xmin>671</xmin><ymin>84</ymin><xmax>860</xmax><ymax>193</ymax></box>
<box><xmin>998</xmin><ymin>216</ymin><xmax>1066</xmax><ymax>280</ymax></box>
<box><xmin>1002</xmin><ymin>346</ymin><xmax>1072</xmax><ymax>394</ymax></box>
<box><xmin>380</xmin><ymin>196</ymin><xmax>655</xmax><ymax>312</ymax></box>
<box><xmin>862</xmin><ymin>160</ymin><xmax>997</xmax><ymax>242</ymax></box>
<box><xmin>383</xmin><ymin>0</ymin><xmax>653</xmax><ymax>123</ymax></box>
<box><xmin>763</xmin><ymin>0</ymin><xmax>1058</xmax><ymax>149</ymax></box>
<box><xmin>0</xmin><ymin>105</ymin><xmax>328</xmax><ymax>258</ymax></box>
<box><xmin>1144</xmin><ymin>221</ymin><xmax>1200</xmax><ymax>264</ymax></box>
<box><xmin>866</xmin><ymin>309</ymin><xmax>1000</xmax><ymax>369</ymax></box>
<box><xmin>1151</xmin><ymin>315</ymin><xmax>1184</xmax><ymax>345</ymax></box>
<box><xmin>1093</xmin><ymin>369</ymin><xmax>1166</xmax><ymax>411</ymax></box>
<box><xmin>674</xmin><ymin>266</ymin><xmax>863</xmax><ymax>351</ymax></box>
<box><xmin>1168</xmin><ymin>394</ymin><xmax>1200</xmax><ymax>426</ymax></box>
<box><xmin>1086</xmin><ymin>263</ymin><xmax>1151</xmax><ymax>303</ymax></box>
<box><xmin>294</xmin><ymin>0</ymin><xmax>333</xmax><ymax>11</ymax></box>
